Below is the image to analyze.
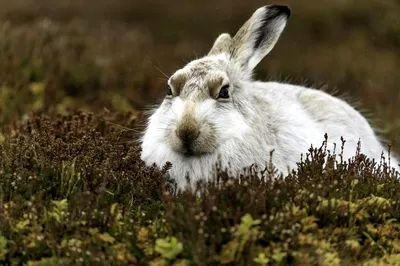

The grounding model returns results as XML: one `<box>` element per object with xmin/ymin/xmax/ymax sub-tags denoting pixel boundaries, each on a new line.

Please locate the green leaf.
<box><xmin>238</xmin><ymin>214</ymin><xmax>261</xmax><ymax>235</ymax></box>
<box><xmin>98</xmin><ymin>233</ymin><xmax>115</xmax><ymax>244</ymax></box>
<box><xmin>0</xmin><ymin>233</ymin><xmax>8</xmax><ymax>260</ymax></box>
<box><xmin>155</xmin><ymin>237</ymin><xmax>183</xmax><ymax>260</ymax></box>
<box><xmin>254</xmin><ymin>253</ymin><xmax>269</xmax><ymax>265</ymax></box>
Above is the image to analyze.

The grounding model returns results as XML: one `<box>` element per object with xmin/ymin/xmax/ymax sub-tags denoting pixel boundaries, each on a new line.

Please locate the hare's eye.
<box><xmin>167</xmin><ymin>85</ymin><xmax>173</xmax><ymax>96</ymax></box>
<box><xmin>218</xmin><ymin>85</ymin><xmax>230</xmax><ymax>99</ymax></box>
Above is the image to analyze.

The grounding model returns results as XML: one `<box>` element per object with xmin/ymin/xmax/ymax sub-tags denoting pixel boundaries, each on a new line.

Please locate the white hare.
<box><xmin>140</xmin><ymin>4</ymin><xmax>399</xmax><ymax>189</ymax></box>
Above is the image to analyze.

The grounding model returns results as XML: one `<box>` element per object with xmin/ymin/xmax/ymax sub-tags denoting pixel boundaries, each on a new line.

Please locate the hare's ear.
<box><xmin>230</xmin><ymin>5</ymin><xmax>290</xmax><ymax>71</ymax></box>
<box><xmin>208</xmin><ymin>33</ymin><xmax>232</xmax><ymax>56</ymax></box>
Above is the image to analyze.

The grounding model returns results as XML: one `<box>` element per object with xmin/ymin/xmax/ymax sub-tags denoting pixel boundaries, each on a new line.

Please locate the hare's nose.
<box><xmin>176</xmin><ymin>126</ymin><xmax>200</xmax><ymax>144</ymax></box>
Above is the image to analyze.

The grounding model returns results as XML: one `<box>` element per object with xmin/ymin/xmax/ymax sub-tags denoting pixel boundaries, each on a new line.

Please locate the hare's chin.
<box><xmin>178</xmin><ymin>150</ymin><xmax>211</xmax><ymax>158</ymax></box>
<box><xmin>172</xmin><ymin>146</ymin><xmax>213</xmax><ymax>158</ymax></box>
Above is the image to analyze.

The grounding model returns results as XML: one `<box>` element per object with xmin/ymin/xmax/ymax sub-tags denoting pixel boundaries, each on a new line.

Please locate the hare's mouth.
<box><xmin>183</xmin><ymin>148</ymin><xmax>195</xmax><ymax>157</ymax></box>
<box><xmin>175</xmin><ymin>141</ymin><xmax>214</xmax><ymax>158</ymax></box>
<box><xmin>181</xmin><ymin>146</ymin><xmax>208</xmax><ymax>157</ymax></box>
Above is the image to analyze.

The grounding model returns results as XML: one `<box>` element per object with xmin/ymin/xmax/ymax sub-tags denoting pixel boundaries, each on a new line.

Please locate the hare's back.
<box><xmin>295</xmin><ymin>84</ymin><xmax>399</xmax><ymax>170</ymax></box>
<box><xmin>256</xmin><ymin>81</ymin><xmax>388</xmax><ymax>160</ymax></box>
<box><xmin>295</xmin><ymin>85</ymin><xmax>375</xmax><ymax>140</ymax></box>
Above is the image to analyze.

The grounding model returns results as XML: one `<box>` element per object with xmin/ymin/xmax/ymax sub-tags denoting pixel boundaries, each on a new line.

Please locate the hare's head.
<box><xmin>142</xmin><ymin>5</ymin><xmax>290</xmax><ymax>158</ymax></box>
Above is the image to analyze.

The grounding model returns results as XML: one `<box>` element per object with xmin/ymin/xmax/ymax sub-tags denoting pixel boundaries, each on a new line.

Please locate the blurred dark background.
<box><xmin>0</xmin><ymin>0</ymin><xmax>399</xmax><ymax>150</ymax></box>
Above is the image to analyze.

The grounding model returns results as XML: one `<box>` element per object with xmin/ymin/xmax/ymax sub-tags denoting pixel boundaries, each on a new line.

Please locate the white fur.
<box><xmin>140</xmin><ymin>5</ymin><xmax>400</xmax><ymax>190</ymax></box>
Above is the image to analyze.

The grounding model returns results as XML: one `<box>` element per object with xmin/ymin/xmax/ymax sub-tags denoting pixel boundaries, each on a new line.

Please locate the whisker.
<box><xmin>120</xmin><ymin>137</ymin><xmax>142</xmax><ymax>145</ymax></box>
<box><xmin>95</xmin><ymin>116</ymin><xmax>141</xmax><ymax>133</ymax></box>
<box><xmin>154</xmin><ymin>64</ymin><xmax>170</xmax><ymax>79</ymax></box>
<box><xmin>155</xmin><ymin>125</ymin><xmax>171</xmax><ymax>131</ymax></box>
<box><xmin>158</xmin><ymin>121</ymin><xmax>174</xmax><ymax>127</ymax></box>
<box><xmin>142</xmin><ymin>103</ymin><xmax>162</xmax><ymax>112</ymax></box>
<box><xmin>169</xmin><ymin>106</ymin><xmax>179</xmax><ymax>120</ymax></box>
<box><xmin>198</xmin><ymin>107</ymin><xmax>213</xmax><ymax>121</ymax></box>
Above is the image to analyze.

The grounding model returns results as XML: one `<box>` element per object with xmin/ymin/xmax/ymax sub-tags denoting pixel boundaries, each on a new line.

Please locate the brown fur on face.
<box><xmin>207</xmin><ymin>76</ymin><xmax>225</xmax><ymax>98</ymax></box>
<box><xmin>169</xmin><ymin>71</ymin><xmax>188</xmax><ymax>95</ymax></box>
<box><xmin>170</xmin><ymin>59</ymin><xmax>229</xmax><ymax>100</ymax></box>
<box><xmin>176</xmin><ymin>100</ymin><xmax>199</xmax><ymax>144</ymax></box>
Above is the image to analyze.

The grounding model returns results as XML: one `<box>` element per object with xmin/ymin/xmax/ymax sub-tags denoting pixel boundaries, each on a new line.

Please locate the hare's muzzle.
<box><xmin>167</xmin><ymin>99</ymin><xmax>217</xmax><ymax>157</ymax></box>
<box><xmin>176</xmin><ymin>126</ymin><xmax>200</xmax><ymax>144</ymax></box>
<box><xmin>175</xmin><ymin>118</ymin><xmax>200</xmax><ymax>154</ymax></box>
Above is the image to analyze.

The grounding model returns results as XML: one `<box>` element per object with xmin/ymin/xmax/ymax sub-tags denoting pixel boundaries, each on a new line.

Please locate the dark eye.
<box><xmin>218</xmin><ymin>85</ymin><xmax>230</xmax><ymax>99</ymax></box>
<box><xmin>167</xmin><ymin>85</ymin><xmax>172</xmax><ymax>96</ymax></box>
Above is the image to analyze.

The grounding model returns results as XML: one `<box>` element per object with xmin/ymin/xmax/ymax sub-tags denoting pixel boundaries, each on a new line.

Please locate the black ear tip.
<box><xmin>267</xmin><ymin>4</ymin><xmax>291</xmax><ymax>18</ymax></box>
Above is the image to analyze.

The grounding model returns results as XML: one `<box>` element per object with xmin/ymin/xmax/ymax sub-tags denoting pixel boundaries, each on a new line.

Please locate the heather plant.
<box><xmin>0</xmin><ymin>112</ymin><xmax>400</xmax><ymax>265</ymax></box>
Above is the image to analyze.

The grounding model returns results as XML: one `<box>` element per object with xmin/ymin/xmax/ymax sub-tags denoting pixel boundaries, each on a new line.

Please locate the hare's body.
<box><xmin>140</xmin><ymin>5</ymin><xmax>399</xmax><ymax>189</ymax></box>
